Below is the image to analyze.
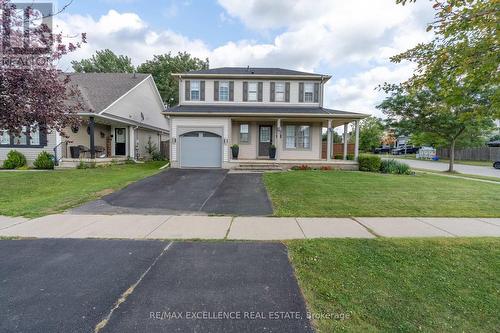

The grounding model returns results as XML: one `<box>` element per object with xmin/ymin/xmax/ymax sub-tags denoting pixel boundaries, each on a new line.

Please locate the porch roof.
<box><xmin>164</xmin><ymin>105</ymin><xmax>368</xmax><ymax>119</ymax></box>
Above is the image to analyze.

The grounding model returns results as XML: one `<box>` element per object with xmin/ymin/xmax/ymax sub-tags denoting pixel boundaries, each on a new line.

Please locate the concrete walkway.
<box><xmin>1</xmin><ymin>215</ymin><xmax>499</xmax><ymax>240</ymax></box>
<box><xmin>386</xmin><ymin>157</ymin><xmax>500</xmax><ymax>178</ymax></box>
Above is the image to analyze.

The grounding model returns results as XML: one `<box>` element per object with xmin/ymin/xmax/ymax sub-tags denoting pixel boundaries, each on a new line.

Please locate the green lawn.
<box><xmin>0</xmin><ymin>162</ymin><xmax>166</xmax><ymax>217</ymax></box>
<box><xmin>391</xmin><ymin>155</ymin><xmax>493</xmax><ymax>167</ymax></box>
<box><xmin>287</xmin><ymin>238</ymin><xmax>500</xmax><ymax>333</ymax></box>
<box><xmin>264</xmin><ymin>171</ymin><xmax>500</xmax><ymax>217</ymax></box>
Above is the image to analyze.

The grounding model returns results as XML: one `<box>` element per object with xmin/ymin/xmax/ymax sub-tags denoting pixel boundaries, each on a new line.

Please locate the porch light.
<box><xmin>172</xmin><ymin>137</ymin><xmax>177</xmax><ymax>144</ymax></box>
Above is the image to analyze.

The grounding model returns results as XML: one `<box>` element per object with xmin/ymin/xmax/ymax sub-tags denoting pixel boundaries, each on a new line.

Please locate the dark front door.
<box><xmin>114</xmin><ymin>128</ymin><xmax>126</xmax><ymax>156</ymax></box>
<box><xmin>259</xmin><ymin>125</ymin><xmax>272</xmax><ymax>157</ymax></box>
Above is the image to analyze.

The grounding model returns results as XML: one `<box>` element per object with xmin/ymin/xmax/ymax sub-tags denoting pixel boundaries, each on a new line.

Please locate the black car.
<box><xmin>391</xmin><ymin>146</ymin><xmax>420</xmax><ymax>155</ymax></box>
<box><xmin>494</xmin><ymin>161</ymin><xmax>500</xmax><ymax>169</ymax></box>
<box><xmin>373</xmin><ymin>146</ymin><xmax>391</xmax><ymax>154</ymax></box>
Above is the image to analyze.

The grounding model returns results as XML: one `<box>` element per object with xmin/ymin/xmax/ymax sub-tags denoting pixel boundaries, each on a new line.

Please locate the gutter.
<box><xmin>77</xmin><ymin>112</ymin><xmax>170</xmax><ymax>134</ymax></box>
<box><xmin>161</xmin><ymin>111</ymin><xmax>368</xmax><ymax>119</ymax></box>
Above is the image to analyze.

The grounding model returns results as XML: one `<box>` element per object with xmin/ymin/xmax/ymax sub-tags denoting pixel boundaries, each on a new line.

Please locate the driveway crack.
<box><xmin>199</xmin><ymin>171</ymin><xmax>228</xmax><ymax>211</ymax></box>
<box><xmin>94</xmin><ymin>241</ymin><xmax>174</xmax><ymax>333</ymax></box>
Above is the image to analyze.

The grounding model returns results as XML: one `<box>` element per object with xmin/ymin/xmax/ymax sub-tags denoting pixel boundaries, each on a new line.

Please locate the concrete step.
<box><xmin>234</xmin><ymin>164</ymin><xmax>284</xmax><ymax>171</ymax></box>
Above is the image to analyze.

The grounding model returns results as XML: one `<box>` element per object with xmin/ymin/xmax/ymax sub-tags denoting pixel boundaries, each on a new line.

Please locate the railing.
<box><xmin>53</xmin><ymin>140</ymin><xmax>72</xmax><ymax>166</ymax></box>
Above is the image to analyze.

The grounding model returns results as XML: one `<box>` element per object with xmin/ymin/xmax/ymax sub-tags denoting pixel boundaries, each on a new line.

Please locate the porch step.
<box><xmin>234</xmin><ymin>163</ymin><xmax>284</xmax><ymax>172</ymax></box>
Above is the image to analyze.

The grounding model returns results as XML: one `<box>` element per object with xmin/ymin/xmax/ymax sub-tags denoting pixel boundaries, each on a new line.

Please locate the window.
<box><xmin>239</xmin><ymin>124</ymin><xmax>249</xmax><ymax>143</ymax></box>
<box><xmin>248</xmin><ymin>82</ymin><xmax>258</xmax><ymax>101</ymax></box>
<box><xmin>0</xmin><ymin>130</ymin><xmax>10</xmax><ymax>145</ymax></box>
<box><xmin>304</xmin><ymin>83</ymin><xmax>314</xmax><ymax>102</ymax></box>
<box><xmin>275</xmin><ymin>82</ymin><xmax>285</xmax><ymax>102</ymax></box>
<box><xmin>190</xmin><ymin>80</ymin><xmax>200</xmax><ymax>101</ymax></box>
<box><xmin>13</xmin><ymin>126</ymin><xmax>27</xmax><ymax>145</ymax></box>
<box><xmin>219</xmin><ymin>81</ymin><xmax>229</xmax><ymax>101</ymax></box>
<box><xmin>285</xmin><ymin>125</ymin><xmax>310</xmax><ymax>149</ymax></box>
<box><xmin>0</xmin><ymin>125</ymin><xmax>44</xmax><ymax>147</ymax></box>
<box><xmin>30</xmin><ymin>125</ymin><xmax>40</xmax><ymax>145</ymax></box>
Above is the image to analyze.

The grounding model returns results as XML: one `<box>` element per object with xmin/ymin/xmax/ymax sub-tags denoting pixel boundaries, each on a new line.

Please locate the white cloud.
<box><xmin>54</xmin><ymin>1</ymin><xmax>435</xmax><ymax>115</ymax></box>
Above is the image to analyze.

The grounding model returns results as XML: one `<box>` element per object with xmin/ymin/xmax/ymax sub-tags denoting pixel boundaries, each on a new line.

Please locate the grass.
<box><xmin>287</xmin><ymin>238</ymin><xmax>500</xmax><ymax>333</ymax></box>
<box><xmin>264</xmin><ymin>170</ymin><xmax>500</xmax><ymax>217</ymax></box>
<box><xmin>413</xmin><ymin>168</ymin><xmax>500</xmax><ymax>182</ymax></box>
<box><xmin>388</xmin><ymin>154</ymin><xmax>494</xmax><ymax>167</ymax></box>
<box><xmin>0</xmin><ymin>162</ymin><xmax>166</xmax><ymax>217</ymax></box>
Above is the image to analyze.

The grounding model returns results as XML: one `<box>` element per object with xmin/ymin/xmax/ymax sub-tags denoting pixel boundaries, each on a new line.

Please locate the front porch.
<box><xmin>229</xmin><ymin>159</ymin><xmax>359</xmax><ymax>171</ymax></box>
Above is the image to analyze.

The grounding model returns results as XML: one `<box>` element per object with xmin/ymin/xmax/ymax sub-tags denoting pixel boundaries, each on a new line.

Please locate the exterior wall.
<box><xmin>62</xmin><ymin>124</ymin><xmax>110</xmax><ymax>158</ymax></box>
<box><xmin>170</xmin><ymin>116</ymin><xmax>230</xmax><ymax>168</ymax></box>
<box><xmin>104</xmin><ymin>76</ymin><xmax>169</xmax><ymax>132</ymax></box>
<box><xmin>0</xmin><ymin>131</ymin><xmax>58</xmax><ymax>165</ymax></box>
<box><xmin>180</xmin><ymin>79</ymin><xmax>321</xmax><ymax>107</ymax></box>
<box><xmin>136</xmin><ymin>128</ymin><xmax>161</xmax><ymax>160</ymax></box>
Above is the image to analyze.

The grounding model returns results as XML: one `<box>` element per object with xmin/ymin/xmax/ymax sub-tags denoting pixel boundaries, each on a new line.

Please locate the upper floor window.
<box><xmin>219</xmin><ymin>81</ymin><xmax>229</xmax><ymax>101</ymax></box>
<box><xmin>248</xmin><ymin>82</ymin><xmax>258</xmax><ymax>101</ymax></box>
<box><xmin>304</xmin><ymin>83</ymin><xmax>314</xmax><ymax>103</ymax></box>
<box><xmin>275</xmin><ymin>82</ymin><xmax>285</xmax><ymax>102</ymax></box>
<box><xmin>190</xmin><ymin>80</ymin><xmax>200</xmax><ymax>101</ymax></box>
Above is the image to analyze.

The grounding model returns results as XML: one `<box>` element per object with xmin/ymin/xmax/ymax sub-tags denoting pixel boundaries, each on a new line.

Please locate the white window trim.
<box><xmin>239</xmin><ymin>123</ymin><xmax>250</xmax><ymax>144</ymax></box>
<box><xmin>248</xmin><ymin>82</ymin><xmax>258</xmax><ymax>102</ymax></box>
<box><xmin>303</xmin><ymin>83</ymin><xmax>314</xmax><ymax>103</ymax></box>
<box><xmin>190</xmin><ymin>80</ymin><xmax>200</xmax><ymax>101</ymax></box>
<box><xmin>284</xmin><ymin>124</ymin><xmax>312</xmax><ymax>150</ymax></box>
<box><xmin>275</xmin><ymin>81</ymin><xmax>285</xmax><ymax>102</ymax></box>
<box><xmin>219</xmin><ymin>81</ymin><xmax>229</xmax><ymax>101</ymax></box>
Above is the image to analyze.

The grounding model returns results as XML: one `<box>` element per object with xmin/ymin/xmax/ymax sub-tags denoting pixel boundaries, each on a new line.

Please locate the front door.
<box><xmin>114</xmin><ymin>128</ymin><xmax>126</xmax><ymax>156</ymax></box>
<box><xmin>259</xmin><ymin>125</ymin><xmax>272</xmax><ymax>157</ymax></box>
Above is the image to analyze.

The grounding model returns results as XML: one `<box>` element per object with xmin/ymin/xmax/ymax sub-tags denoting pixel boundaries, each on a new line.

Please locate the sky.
<box><xmin>48</xmin><ymin>0</ymin><xmax>435</xmax><ymax>117</ymax></box>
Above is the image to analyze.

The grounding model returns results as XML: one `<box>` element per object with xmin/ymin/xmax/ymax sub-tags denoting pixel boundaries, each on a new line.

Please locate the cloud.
<box><xmin>54</xmin><ymin>1</ymin><xmax>435</xmax><ymax>115</ymax></box>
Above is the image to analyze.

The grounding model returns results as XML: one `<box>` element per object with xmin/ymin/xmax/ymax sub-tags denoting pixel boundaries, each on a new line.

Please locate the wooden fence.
<box><xmin>160</xmin><ymin>141</ymin><xmax>170</xmax><ymax>160</ymax></box>
<box><xmin>322</xmin><ymin>142</ymin><xmax>355</xmax><ymax>159</ymax></box>
<box><xmin>436</xmin><ymin>147</ymin><xmax>500</xmax><ymax>161</ymax></box>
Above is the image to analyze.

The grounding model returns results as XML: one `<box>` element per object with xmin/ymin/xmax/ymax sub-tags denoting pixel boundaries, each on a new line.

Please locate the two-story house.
<box><xmin>164</xmin><ymin>67</ymin><xmax>367</xmax><ymax>169</ymax></box>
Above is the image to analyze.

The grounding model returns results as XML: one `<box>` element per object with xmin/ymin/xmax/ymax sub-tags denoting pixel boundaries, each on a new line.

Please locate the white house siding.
<box><xmin>180</xmin><ymin>79</ymin><xmax>321</xmax><ymax>106</ymax></box>
<box><xmin>170</xmin><ymin>117</ymin><xmax>230</xmax><ymax>167</ymax></box>
<box><xmin>0</xmin><ymin>131</ymin><xmax>58</xmax><ymax>165</ymax></box>
<box><xmin>104</xmin><ymin>76</ymin><xmax>169</xmax><ymax>132</ymax></box>
<box><xmin>136</xmin><ymin>128</ymin><xmax>161</xmax><ymax>159</ymax></box>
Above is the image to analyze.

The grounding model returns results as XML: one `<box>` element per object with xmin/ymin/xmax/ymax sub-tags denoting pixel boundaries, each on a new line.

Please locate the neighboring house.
<box><xmin>0</xmin><ymin>73</ymin><xmax>169</xmax><ymax>167</ymax></box>
<box><xmin>164</xmin><ymin>67</ymin><xmax>368</xmax><ymax>169</ymax></box>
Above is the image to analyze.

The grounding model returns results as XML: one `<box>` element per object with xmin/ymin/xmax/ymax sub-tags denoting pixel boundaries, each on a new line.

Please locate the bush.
<box><xmin>77</xmin><ymin>161</ymin><xmax>96</xmax><ymax>169</ymax></box>
<box><xmin>358</xmin><ymin>154</ymin><xmax>382</xmax><ymax>172</ymax></box>
<box><xmin>380</xmin><ymin>159</ymin><xmax>412</xmax><ymax>175</ymax></box>
<box><xmin>346</xmin><ymin>154</ymin><xmax>355</xmax><ymax>160</ymax></box>
<box><xmin>2</xmin><ymin>150</ymin><xmax>27</xmax><ymax>169</ymax></box>
<box><xmin>333</xmin><ymin>154</ymin><xmax>354</xmax><ymax>160</ymax></box>
<box><xmin>33</xmin><ymin>151</ymin><xmax>54</xmax><ymax>169</ymax></box>
<box><xmin>291</xmin><ymin>164</ymin><xmax>312</xmax><ymax>170</ymax></box>
<box><xmin>151</xmin><ymin>151</ymin><xmax>164</xmax><ymax>161</ymax></box>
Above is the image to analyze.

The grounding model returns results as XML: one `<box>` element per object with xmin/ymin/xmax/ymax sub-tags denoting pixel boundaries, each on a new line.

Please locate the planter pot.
<box><xmin>269</xmin><ymin>147</ymin><xmax>277</xmax><ymax>159</ymax></box>
<box><xmin>231</xmin><ymin>146</ymin><xmax>239</xmax><ymax>159</ymax></box>
<box><xmin>70</xmin><ymin>146</ymin><xmax>80</xmax><ymax>159</ymax></box>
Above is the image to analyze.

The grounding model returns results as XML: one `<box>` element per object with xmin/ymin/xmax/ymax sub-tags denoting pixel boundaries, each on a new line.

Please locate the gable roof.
<box><xmin>164</xmin><ymin>105</ymin><xmax>367</xmax><ymax>119</ymax></box>
<box><xmin>67</xmin><ymin>73</ymin><xmax>150</xmax><ymax>113</ymax></box>
<box><xmin>175</xmin><ymin>67</ymin><xmax>331</xmax><ymax>80</ymax></box>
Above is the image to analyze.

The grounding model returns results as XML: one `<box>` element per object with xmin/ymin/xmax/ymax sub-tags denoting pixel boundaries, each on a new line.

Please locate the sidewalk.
<box><xmin>1</xmin><ymin>215</ymin><xmax>499</xmax><ymax>240</ymax></box>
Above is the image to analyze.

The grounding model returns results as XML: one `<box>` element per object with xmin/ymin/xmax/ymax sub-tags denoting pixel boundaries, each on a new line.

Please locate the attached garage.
<box><xmin>180</xmin><ymin>131</ymin><xmax>222</xmax><ymax>168</ymax></box>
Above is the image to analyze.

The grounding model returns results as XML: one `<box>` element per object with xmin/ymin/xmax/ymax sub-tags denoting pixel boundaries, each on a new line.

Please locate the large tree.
<box><xmin>350</xmin><ymin>116</ymin><xmax>385</xmax><ymax>152</ymax></box>
<box><xmin>0</xmin><ymin>0</ymin><xmax>85</xmax><ymax>136</ymax></box>
<box><xmin>71</xmin><ymin>49</ymin><xmax>134</xmax><ymax>73</ymax></box>
<box><xmin>137</xmin><ymin>52</ymin><xmax>209</xmax><ymax>106</ymax></box>
<box><xmin>378</xmin><ymin>0</ymin><xmax>499</xmax><ymax>172</ymax></box>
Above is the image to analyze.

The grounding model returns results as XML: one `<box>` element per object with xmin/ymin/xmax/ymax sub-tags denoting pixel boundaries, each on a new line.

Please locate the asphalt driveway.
<box><xmin>0</xmin><ymin>239</ymin><xmax>313</xmax><ymax>333</ymax></box>
<box><xmin>71</xmin><ymin>169</ymin><xmax>273</xmax><ymax>216</ymax></box>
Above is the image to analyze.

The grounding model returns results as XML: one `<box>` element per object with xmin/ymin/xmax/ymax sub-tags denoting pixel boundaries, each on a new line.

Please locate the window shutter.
<box><xmin>243</xmin><ymin>81</ymin><xmax>248</xmax><ymax>102</ymax></box>
<box><xmin>229</xmin><ymin>81</ymin><xmax>234</xmax><ymax>101</ymax></box>
<box><xmin>200</xmin><ymin>81</ymin><xmax>205</xmax><ymax>101</ymax></box>
<box><xmin>299</xmin><ymin>82</ymin><xmax>304</xmax><ymax>102</ymax></box>
<box><xmin>314</xmin><ymin>82</ymin><xmax>320</xmax><ymax>103</ymax></box>
<box><xmin>270</xmin><ymin>82</ymin><xmax>275</xmax><ymax>102</ymax></box>
<box><xmin>285</xmin><ymin>82</ymin><xmax>290</xmax><ymax>102</ymax></box>
<box><xmin>214</xmin><ymin>81</ymin><xmax>219</xmax><ymax>101</ymax></box>
<box><xmin>185</xmin><ymin>80</ymin><xmax>190</xmax><ymax>101</ymax></box>
<box><xmin>257</xmin><ymin>82</ymin><xmax>263</xmax><ymax>102</ymax></box>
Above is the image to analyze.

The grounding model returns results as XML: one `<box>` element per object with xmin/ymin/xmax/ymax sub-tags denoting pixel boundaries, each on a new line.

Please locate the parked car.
<box><xmin>494</xmin><ymin>161</ymin><xmax>500</xmax><ymax>169</ymax></box>
<box><xmin>373</xmin><ymin>146</ymin><xmax>391</xmax><ymax>154</ymax></box>
<box><xmin>391</xmin><ymin>146</ymin><xmax>420</xmax><ymax>155</ymax></box>
<box><xmin>487</xmin><ymin>140</ymin><xmax>500</xmax><ymax>147</ymax></box>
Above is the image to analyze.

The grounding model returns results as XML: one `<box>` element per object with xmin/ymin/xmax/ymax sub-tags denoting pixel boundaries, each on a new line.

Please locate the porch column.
<box><xmin>343</xmin><ymin>122</ymin><xmax>348</xmax><ymax>160</ymax></box>
<box><xmin>89</xmin><ymin>116</ymin><xmax>95</xmax><ymax>159</ymax></box>
<box><xmin>326</xmin><ymin>119</ymin><xmax>332</xmax><ymax>161</ymax></box>
<box><xmin>276</xmin><ymin>118</ymin><xmax>281</xmax><ymax>161</ymax></box>
<box><xmin>128</xmin><ymin>126</ymin><xmax>136</xmax><ymax>160</ymax></box>
<box><xmin>354</xmin><ymin>120</ymin><xmax>360</xmax><ymax>160</ymax></box>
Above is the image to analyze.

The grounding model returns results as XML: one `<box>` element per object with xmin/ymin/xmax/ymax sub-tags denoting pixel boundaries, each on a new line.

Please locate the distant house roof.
<box><xmin>66</xmin><ymin>73</ymin><xmax>150</xmax><ymax>113</ymax></box>
<box><xmin>164</xmin><ymin>105</ymin><xmax>367</xmax><ymax>118</ymax></box>
<box><xmin>175</xmin><ymin>67</ymin><xmax>330</xmax><ymax>80</ymax></box>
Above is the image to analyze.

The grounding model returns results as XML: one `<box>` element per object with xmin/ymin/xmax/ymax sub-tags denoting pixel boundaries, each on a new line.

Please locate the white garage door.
<box><xmin>180</xmin><ymin>131</ymin><xmax>222</xmax><ymax>168</ymax></box>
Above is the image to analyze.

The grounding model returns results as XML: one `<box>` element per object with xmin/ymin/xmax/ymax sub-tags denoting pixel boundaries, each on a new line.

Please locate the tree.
<box><xmin>71</xmin><ymin>49</ymin><xmax>134</xmax><ymax>73</ymax></box>
<box><xmin>137</xmin><ymin>52</ymin><xmax>209</xmax><ymax>106</ymax></box>
<box><xmin>355</xmin><ymin>116</ymin><xmax>385</xmax><ymax>151</ymax></box>
<box><xmin>379</xmin><ymin>0</ymin><xmax>499</xmax><ymax>172</ymax></box>
<box><xmin>0</xmin><ymin>0</ymin><xmax>85</xmax><ymax>136</ymax></box>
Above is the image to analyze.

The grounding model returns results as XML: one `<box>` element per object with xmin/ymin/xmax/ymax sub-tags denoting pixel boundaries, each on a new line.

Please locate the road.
<box><xmin>385</xmin><ymin>158</ymin><xmax>500</xmax><ymax>178</ymax></box>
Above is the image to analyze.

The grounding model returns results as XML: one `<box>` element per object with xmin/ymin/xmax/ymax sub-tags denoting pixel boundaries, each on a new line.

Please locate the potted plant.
<box><xmin>231</xmin><ymin>144</ymin><xmax>239</xmax><ymax>159</ymax></box>
<box><xmin>269</xmin><ymin>144</ymin><xmax>277</xmax><ymax>159</ymax></box>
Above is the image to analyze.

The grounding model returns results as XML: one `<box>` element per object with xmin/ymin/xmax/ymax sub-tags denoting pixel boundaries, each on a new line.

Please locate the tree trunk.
<box><xmin>448</xmin><ymin>139</ymin><xmax>456</xmax><ymax>172</ymax></box>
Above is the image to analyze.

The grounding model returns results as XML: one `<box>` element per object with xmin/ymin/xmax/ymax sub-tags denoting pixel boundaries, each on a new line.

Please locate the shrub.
<box><xmin>291</xmin><ymin>164</ymin><xmax>312</xmax><ymax>170</ymax></box>
<box><xmin>358</xmin><ymin>154</ymin><xmax>381</xmax><ymax>172</ymax></box>
<box><xmin>333</xmin><ymin>154</ymin><xmax>354</xmax><ymax>160</ymax></box>
<box><xmin>77</xmin><ymin>161</ymin><xmax>96</xmax><ymax>169</ymax></box>
<box><xmin>33</xmin><ymin>151</ymin><xmax>54</xmax><ymax>169</ymax></box>
<box><xmin>2</xmin><ymin>150</ymin><xmax>27</xmax><ymax>169</ymax></box>
<box><xmin>320</xmin><ymin>166</ymin><xmax>332</xmax><ymax>171</ymax></box>
<box><xmin>346</xmin><ymin>154</ymin><xmax>355</xmax><ymax>160</ymax></box>
<box><xmin>380</xmin><ymin>159</ymin><xmax>412</xmax><ymax>175</ymax></box>
<box><xmin>151</xmin><ymin>151</ymin><xmax>164</xmax><ymax>161</ymax></box>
